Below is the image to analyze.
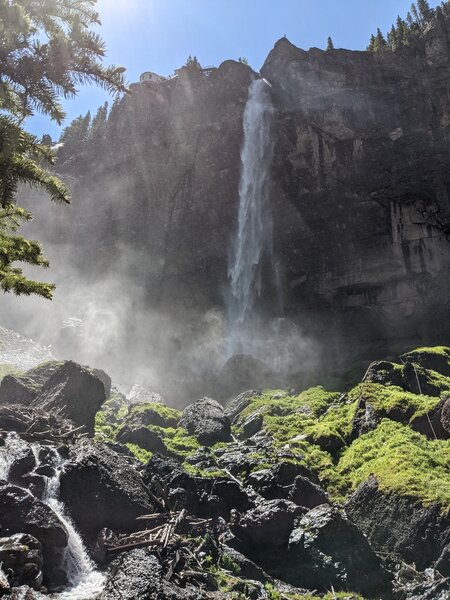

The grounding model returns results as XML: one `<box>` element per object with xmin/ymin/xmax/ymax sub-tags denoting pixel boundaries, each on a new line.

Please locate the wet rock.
<box><xmin>34</xmin><ymin>465</ymin><xmax>55</xmax><ymax>478</ymax></box>
<box><xmin>285</xmin><ymin>504</ymin><xmax>392</xmax><ymax>596</ymax></box>
<box><xmin>179</xmin><ymin>397</ymin><xmax>231</xmax><ymax>446</ymax></box>
<box><xmin>126</xmin><ymin>384</ymin><xmax>164</xmax><ymax>406</ymax></box>
<box><xmin>0</xmin><ymin>483</ymin><xmax>68</xmax><ymax>591</ymax></box>
<box><xmin>31</xmin><ymin>361</ymin><xmax>106</xmax><ymax>436</ymax></box>
<box><xmin>116</xmin><ymin>425</ymin><xmax>169</xmax><ymax>455</ymax></box>
<box><xmin>59</xmin><ymin>440</ymin><xmax>154</xmax><ymax>543</ymax></box>
<box><xmin>8</xmin><ymin>445</ymin><xmax>36</xmax><ymax>483</ymax></box>
<box><xmin>0</xmin><ymin>534</ymin><xmax>43</xmax><ymax>590</ymax></box>
<box><xmin>99</xmin><ymin>548</ymin><xmax>207</xmax><ymax>599</ymax></box>
<box><xmin>345</xmin><ymin>476</ymin><xmax>450</xmax><ymax>571</ymax></box>
<box><xmin>231</xmin><ymin>498</ymin><xmax>304</xmax><ymax>549</ymax></box>
<box><xmin>289</xmin><ymin>475</ymin><xmax>329</xmax><ymax>509</ymax></box>
<box><xmin>18</xmin><ymin>474</ymin><xmax>46</xmax><ymax>500</ymax></box>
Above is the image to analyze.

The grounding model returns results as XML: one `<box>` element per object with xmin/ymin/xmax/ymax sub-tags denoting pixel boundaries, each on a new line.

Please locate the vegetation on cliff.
<box><xmin>368</xmin><ymin>0</ymin><xmax>450</xmax><ymax>52</ymax></box>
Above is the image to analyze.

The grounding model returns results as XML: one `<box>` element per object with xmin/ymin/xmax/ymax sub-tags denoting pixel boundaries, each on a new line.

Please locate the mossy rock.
<box><xmin>125</xmin><ymin>402</ymin><xmax>180</xmax><ymax>429</ymax></box>
<box><xmin>402</xmin><ymin>346</ymin><xmax>450</xmax><ymax>377</ymax></box>
<box><xmin>336</xmin><ymin>419</ymin><xmax>450</xmax><ymax>509</ymax></box>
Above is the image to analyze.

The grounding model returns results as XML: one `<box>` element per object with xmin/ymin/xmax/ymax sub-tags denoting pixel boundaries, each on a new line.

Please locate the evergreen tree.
<box><xmin>0</xmin><ymin>0</ymin><xmax>126</xmax><ymax>298</ymax></box>
<box><xmin>367</xmin><ymin>34</ymin><xmax>376</xmax><ymax>52</ymax></box>
<box><xmin>417</xmin><ymin>0</ymin><xmax>434</xmax><ymax>23</ymax></box>
<box><xmin>90</xmin><ymin>102</ymin><xmax>109</xmax><ymax>136</ymax></box>
<box><xmin>326</xmin><ymin>36</ymin><xmax>335</xmax><ymax>50</ymax></box>
<box><xmin>374</xmin><ymin>28</ymin><xmax>387</xmax><ymax>52</ymax></box>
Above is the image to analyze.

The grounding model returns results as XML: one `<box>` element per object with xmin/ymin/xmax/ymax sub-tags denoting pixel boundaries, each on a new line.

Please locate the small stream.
<box><xmin>0</xmin><ymin>433</ymin><xmax>104</xmax><ymax>599</ymax></box>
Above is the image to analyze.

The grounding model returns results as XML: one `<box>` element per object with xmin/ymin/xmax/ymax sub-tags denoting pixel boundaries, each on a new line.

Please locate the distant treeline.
<box><xmin>368</xmin><ymin>0</ymin><xmax>450</xmax><ymax>52</ymax></box>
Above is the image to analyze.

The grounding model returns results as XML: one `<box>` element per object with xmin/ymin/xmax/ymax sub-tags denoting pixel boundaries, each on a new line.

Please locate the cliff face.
<box><xmin>262</xmin><ymin>27</ymin><xmax>450</xmax><ymax>344</ymax></box>
<box><xmin>36</xmin><ymin>18</ymin><xmax>450</xmax><ymax>360</ymax></box>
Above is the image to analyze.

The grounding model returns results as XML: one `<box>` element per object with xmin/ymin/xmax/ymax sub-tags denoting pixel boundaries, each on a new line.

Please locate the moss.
<box><xmin>348</xmin><ymin>382</ymin><xmax>440</xmax><ymax>422</ymax></box>
<box><xmin>182</xmin><ymin>463</ymin><xmax>225</xmax><ymax>478</ymax></box>
<box><xmin>336</xmin><ymin>419</ymin><xmax>450</xmax><ymax>510</ymax></box>
<box><xmin>94</xmin><ymin>392</ymin><xmax>130</xmax><ymax>440</ymax></box>
<box><xmin>127</xmin><ymin>402</ymin><xmax>180</xmax><ymax>426</ymax></box>
<box><xmin>149</xmin><ymin>426</ymin><xmax>200</xmax><ymax>458</ymax></box>
<box><xmin>0</xmin><ymin>363</ymin><xmax>20</xmax><ymax>382</ymax></box>
<box><xmin>125</xmin><ymin>443</ymin><xmax>152</xmax><ymax>463</ymax></box>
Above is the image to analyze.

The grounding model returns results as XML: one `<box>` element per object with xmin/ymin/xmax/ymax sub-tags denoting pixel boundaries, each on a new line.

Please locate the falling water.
<box><xmin>0</xmin><ymin>434</ymin><xmax>104</xmax><ymax>599</ymax></box>
<box><xmin>227</xmin><ymin>78</ymin><xmax>276</xmax><ymax>354</ymax></box>
<box><xmin>37</xmin><ymin>447</ymin><xmax>104</xmax><ymax>600</ymax></box>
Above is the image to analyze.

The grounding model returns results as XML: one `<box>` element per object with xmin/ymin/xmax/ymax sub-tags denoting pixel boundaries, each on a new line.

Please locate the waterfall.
<box><xmin>0</xmin><ymin>434</ymin><xmax>103</xmax><ymax>599</ymax></box>
<box><xmin>37</xmin><ymin>447</ymin><xmax>104</xmax><ymax>600</ymax></box>
<box><xmin>227</xmin><ymin>78</ymin><xmax>276</xmax><ymax>354</ymax></box>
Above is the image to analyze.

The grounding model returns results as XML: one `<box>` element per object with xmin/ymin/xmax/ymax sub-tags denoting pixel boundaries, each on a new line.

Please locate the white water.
<box><xmin>0</xmin><ymin>434</ymin><xmax>103</xmax><ymax>599</ymax></box>
<box><xmin>227</xmin><ymin>78</ymin><xmax>276</xmax><ymax>354</ymax></box>
<box><xmin>37</xmin><ymin>448</ymin><xmax>104</xmax><ymax>600</ymax></box>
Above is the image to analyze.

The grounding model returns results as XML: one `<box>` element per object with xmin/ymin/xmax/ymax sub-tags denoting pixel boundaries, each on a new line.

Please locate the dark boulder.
<box><xmin>59</xmin><ymin>440</ymin><xmax>154</xmax><ymax>543</ymax></box>
<box><xmin>0</xmin><ymin>534</ymin><xmax>43</xmax><ymax>590</ymax></box>
<box><xmin>289</xmin><ymin>475</ymin><xmax>329</xmax><ymax>509</ymax></box>
<box><xmin>285</xmin><ymin>504</ymin><xmax>392</xmax><ymax>596</ymax></box>
<box><xmin>125</xmin><ymin>405</ymin><xmax>179</xmax><ymax>429</ymax></box>
<box><xmin>144</xmin><ymin>455</ymin><xmax>252</xmax><ymax>518</ymax></box>
<box><xmin>345</xmin><ymin>476</ymin><xmax>450</xmax><ymax>571</ymax></box>
<box><xmin>231</xmin><ymin>498</ymin><xmax>303</xmax><ymax>549</ymax></box>
<box><xmin>0</xmin><ymin>483</ymin><xmax>68</xmax><ymax>591</ymax></box>
<box><xmin>98</xmin><ymin>548</ymin><xmax>207</xmax><ymax>599</ymax></box>
<box><xmin>238</xmin><ymin>411</ymin><xmax>264</xmax><ymax>440</ymax></box>
<box><xmin>179</xmin><ymin>397</ymin><xmax>231</xmax><ymax>446</ymax></box>
<box><xmin>8</xmin><ymin>443</ymin><xmax>36</xmax><ymax>483</ymax></box>
<box><xmin>31</xmin><ymin>361</ymin><xmax>106</xmax><ymax>435</ymax></box>
<box><xmin>116</xmin><ymin>425</ymin><xmax>170</xmax><ymax>455</ymax></box>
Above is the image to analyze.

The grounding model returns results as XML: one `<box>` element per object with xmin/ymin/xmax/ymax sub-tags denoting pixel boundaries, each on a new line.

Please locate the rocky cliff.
<box><xmin>21</xmin><ymin>15</ymin><xmax>450</xmax><ymax>390</ymax></box>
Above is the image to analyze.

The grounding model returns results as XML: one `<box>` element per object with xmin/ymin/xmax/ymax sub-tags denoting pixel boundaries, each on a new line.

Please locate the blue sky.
<box><xmin>30</xmin><ymin>0</ymin><xmax>440</xmax><ymax>138</ymax></box>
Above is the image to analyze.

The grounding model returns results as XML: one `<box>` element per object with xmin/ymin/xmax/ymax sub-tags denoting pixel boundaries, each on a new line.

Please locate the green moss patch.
<box><xmin>336</xmin><ymin>419</ymin><xmax>450</xmax><ymax>509</ymax></box>
<box><xmin>349</xmin><ymin>382</ymin><xmax>441</xmax><ymax>422</ymax></box>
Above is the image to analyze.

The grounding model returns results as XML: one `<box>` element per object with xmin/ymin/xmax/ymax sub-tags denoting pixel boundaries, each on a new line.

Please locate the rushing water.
<box><xmin>0</xmin><ymin>434</ymin><xmax>104</xmax><ymax>599</ymax></box>
<box><xmin>227</xmin><ymin>78</ymin><xmax>276</xmax><ymax>355</ymax></box>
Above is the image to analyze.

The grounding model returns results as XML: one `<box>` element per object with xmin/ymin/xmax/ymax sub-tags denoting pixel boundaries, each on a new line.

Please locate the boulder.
<box><xmin>179</xmin><ymin>397</ymin><xmax>231</xmax><ymax>446</ymax></box>
<box><xmin>31</xmin><ymin>361</ymin><xmax>106</xmax><ymax>435</ymax></box>
<box><xmin>0</xmin><ymin>483</ymin><xmax>68</xmax><ymax>590</ymax></box>
<box><xmin>144</xmin><ymin>455</ymin><xmax>252</xmax><ymax>519</ymax></box>
<box><xmin>289</xmin><ymin>475</ymin><xmax>329</xmax><ymax>509</ymax></box>
<box><xmin>116</xmin><ymin>425</ymin><xmax>169</xmax><ymax>455</ymax></box>
<box><xmin>125</xmin><ymin>405</ymin><xmax>179</xmax><ymax>429</ymax></box>
<box><xmin>0</xmin><ymin>534</ymin><xmax>43</xmax><ymax>590</ymax></box>
<box><xmin>59</xmin><ymin>440</ymin><xmax>154</xmax><ymax>542</ymax></box>
<box><xmin>401</xmin><ymin>348</ymin><xmax>450</xmax><ymax>377</ymax></box>
<box><xmin>345</xmin><ymin>476</ymin><xmax>450</xmax><ymax>571</ymax></box>
<box><xmin>231</xmin><ymin>499</ymin><xmax>303</xmax><ymax>549</ymax></box>
<box><xmin>98</xmin><ymin>548</ymin><xmax>204</xmax><ymax>599</ymax></box>
<box><xmin>285</xmin><ymin>504</ymin><xmax>392</xmax><ymax>595</ymax></box>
